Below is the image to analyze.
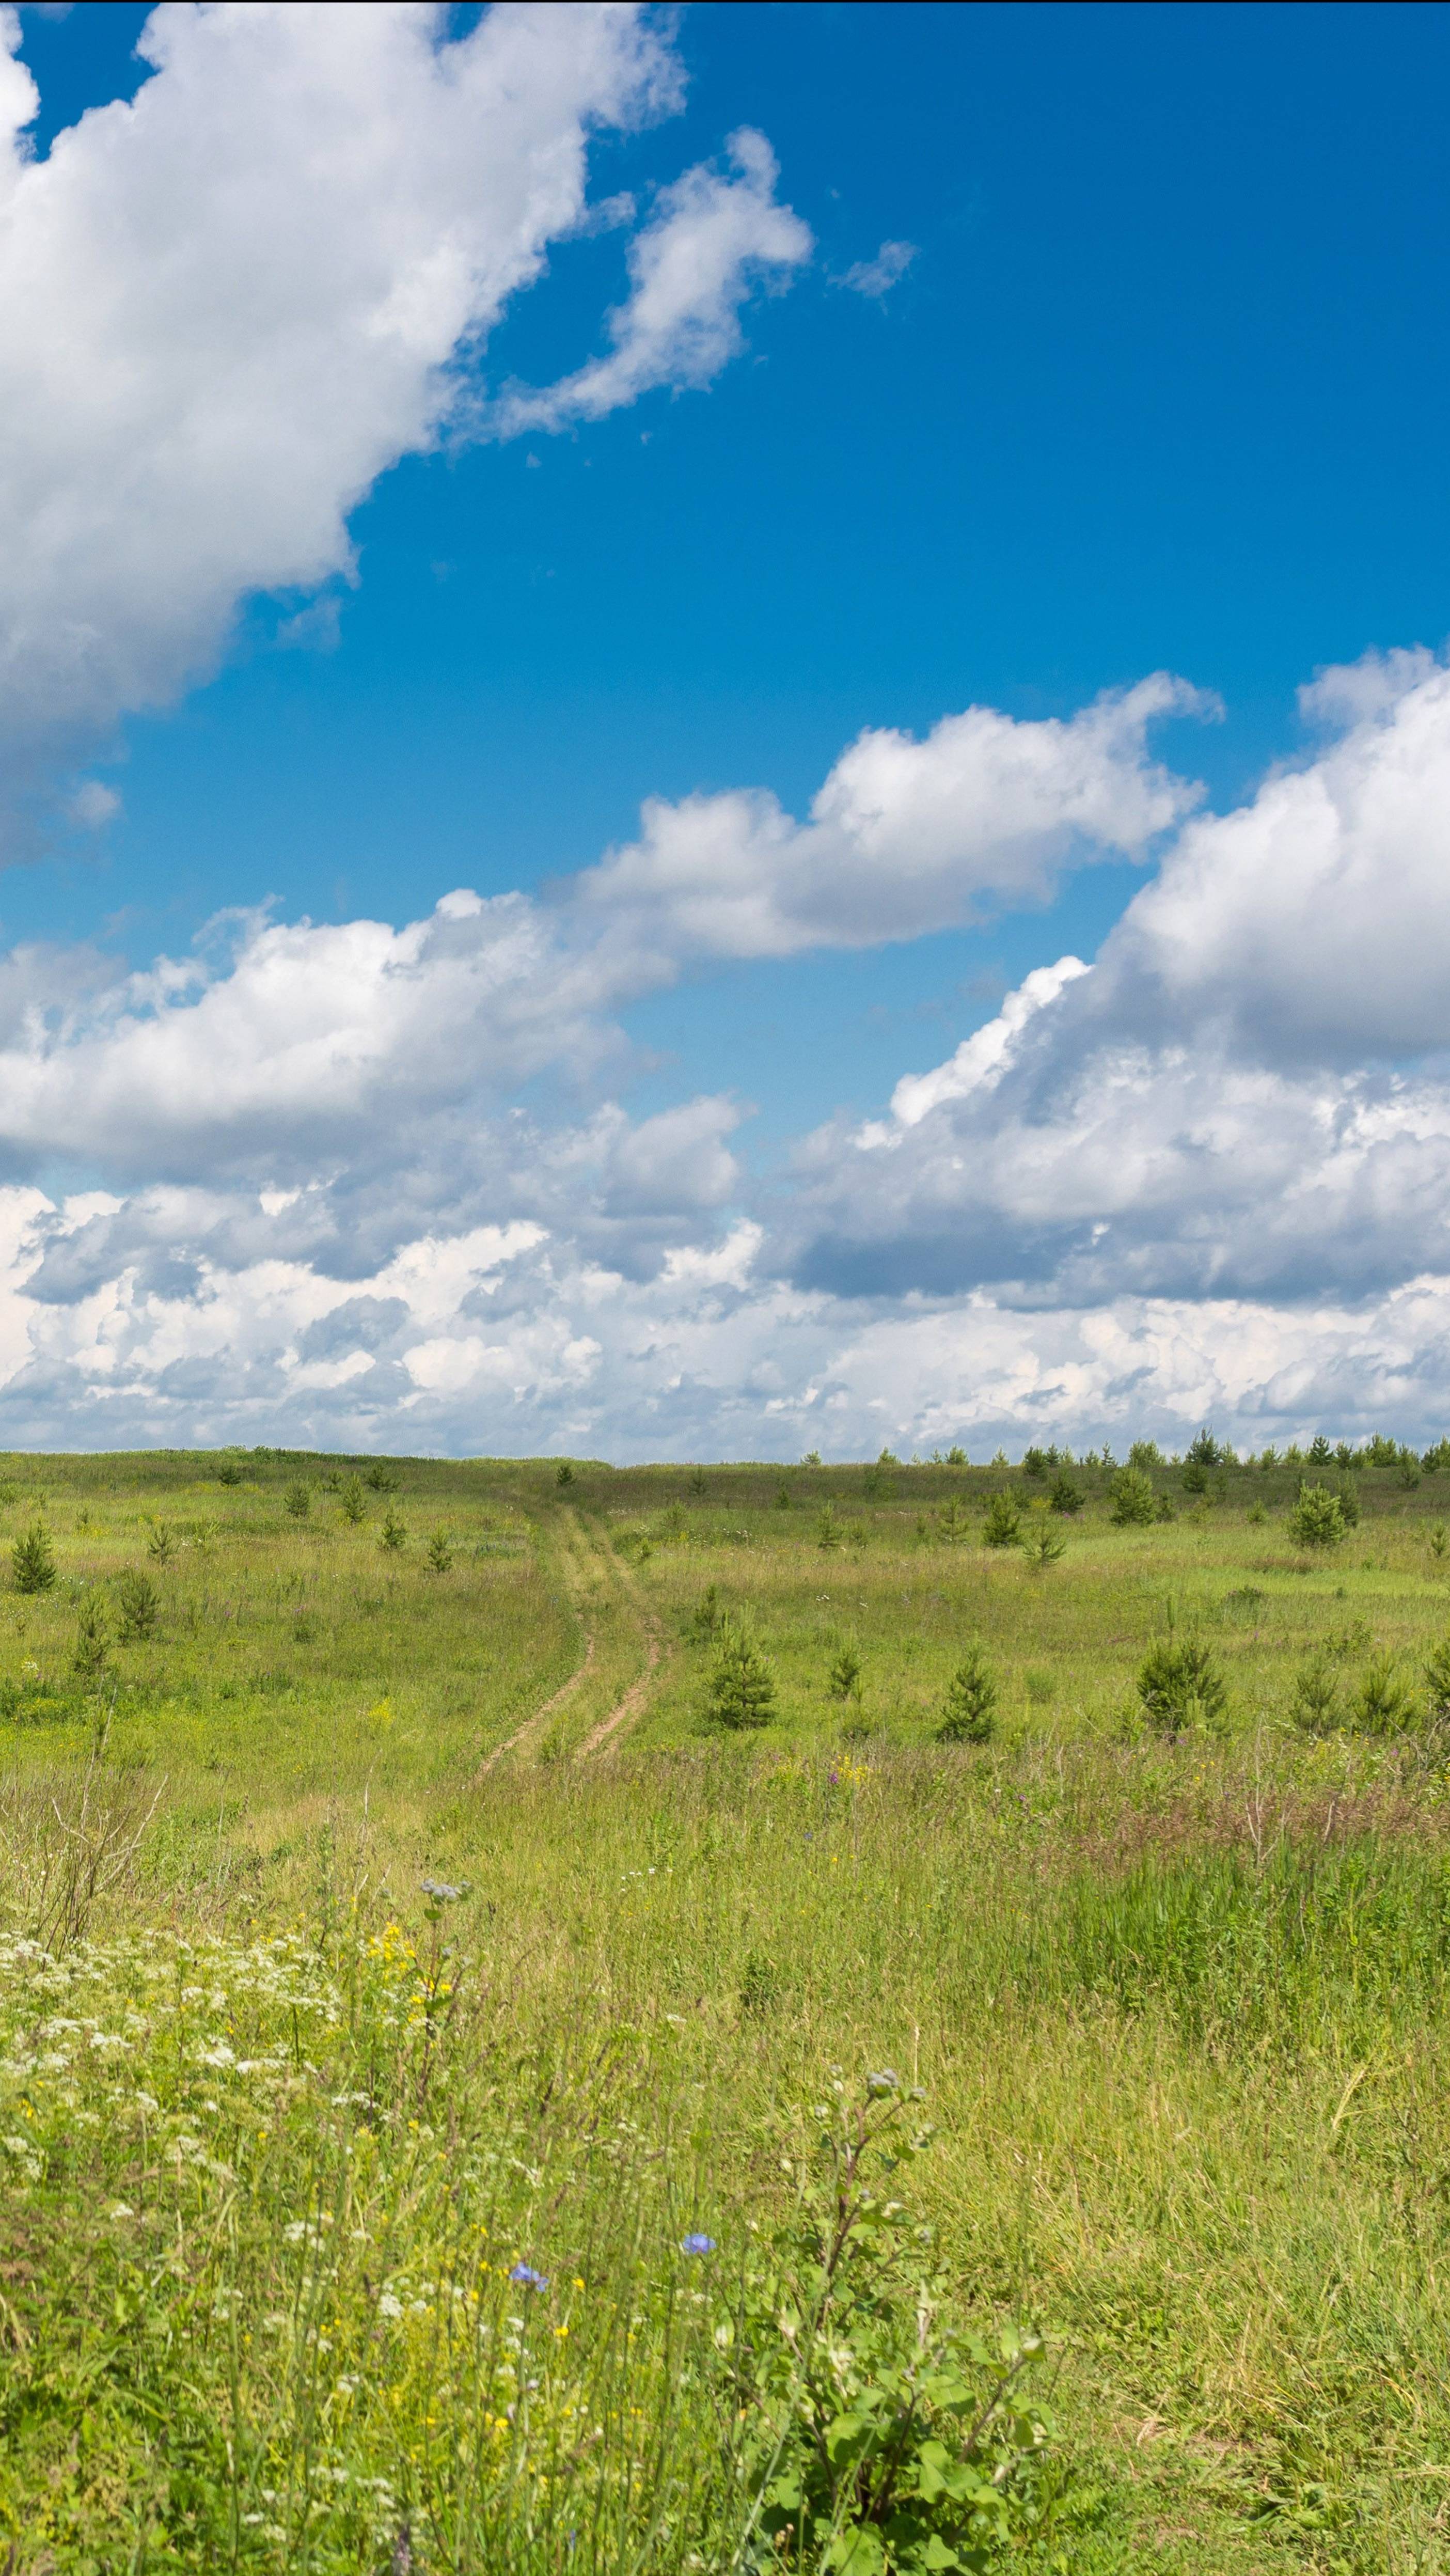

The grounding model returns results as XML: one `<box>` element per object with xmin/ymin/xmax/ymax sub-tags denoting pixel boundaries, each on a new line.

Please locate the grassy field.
<box><xmin>3</xmin><ymin>1441</ymin><xmax>1450</xmax><ymax>2570</ymax></box>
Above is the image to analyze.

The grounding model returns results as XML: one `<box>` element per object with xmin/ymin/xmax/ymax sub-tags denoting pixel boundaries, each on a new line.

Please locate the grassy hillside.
<box><xmin>2</xmin><ymin>1442</ymin><xmax>1449</xmax><ymax>2570</ymax></box>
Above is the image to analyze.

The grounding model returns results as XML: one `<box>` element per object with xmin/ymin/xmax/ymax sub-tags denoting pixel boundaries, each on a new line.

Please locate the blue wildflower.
<box><xmin>509</xmin><ymin>2262</ymin><xmax>548</xmax><ymax>2290</ymax></box>
<box><xmin>681</xmin><ymin>2232</ymin><xmax>717</xmax><ymax>2256</ymax></box>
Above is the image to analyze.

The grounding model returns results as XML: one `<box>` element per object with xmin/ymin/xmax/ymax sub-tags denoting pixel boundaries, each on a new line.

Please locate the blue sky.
<box><xmin>3</xmin><ymin>0</ymin><xmax>1450</xmax><ymax>1456</ymax></box>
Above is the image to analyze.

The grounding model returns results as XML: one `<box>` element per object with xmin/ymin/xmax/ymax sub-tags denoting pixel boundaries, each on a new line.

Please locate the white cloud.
<box><xmin>0</xmin><ymin>0</ymin><xmax>726</xmax><ymax>784</ymax></box>
<box><xmin>779</xmin><ymin>652</ymin><xmax>1450</xmax><ymax>1316</ymax></box>
<box><xmin>837</xmin><ymin>239</ymin><xmax>916</xmax><ymax>299</ymax></box>
<box><xmin>2</xmin><ymin>1177</ymin><xmax>1449</xmax><ymax>1458</ymax></box>
<box><xmin>66</xmin><ymin>779</ymin><xmax>120</xmax><ymax>829</ymax></box>
<box><xmin>491</xmin><ymin>128</ymin><xmax>811</xmax><ymax>433</ymax></box>
<box><xmin>1</xmin><ymin>645</ymin><xmax>1449</xmax><ymax>1450</ymax></box>
<box><xmin>1098</xmin><ymin>650</ymin><xmax>1450</xmax><ymax>1058</ymax></box>
<box><xmin>576</xmin><ymin>673</ymin><xmax>1210</xmax><ymax>960</ymax></box>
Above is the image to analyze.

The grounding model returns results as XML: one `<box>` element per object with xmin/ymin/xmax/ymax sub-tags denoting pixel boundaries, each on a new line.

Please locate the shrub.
<box><xmin>115</xmin><ymin>1569</ymin><xmax>160</xmax><ymax>1643</ymax></box>
<box><xmin>1426</xmin><ymin>1632</ymin><xmax>1450</xmax><ymax>1722</ymax></box>
<box><xmin>1137</xmin><ymin>1636</ymin><xmax>1227</xmax><ymax>1732</ymax></box>
<box><xmin>1424</xmin><ymin>1438</ymin><xmax>1450</xmax><ymax>1474</ymax></box>
<box><xmin>1307</xmin><ymin>1434</ymin><xmax>1333</xmax><ymax>1465</ymax></box>
<box><xmin>688</xmin><ymin>1466</ymin><xmax>707</xmax><ymax>1496</ymax></box>
<box><xmin>379</xmin><ymin>1512</ymin><xmax>407</xmax><ymax>1553</ymax></box>
<box><xmin>705</xmin><ymin>1621</ymin><xmax>777</xmax><ymax>1730</ymax></box>
<box><xmin>944</xmin><ymin>1444</ymin><xmax>968</xmax><ymax>1466</ymax></box>
<box><xmin>216</xmin><ymin>1458</ymin><xmax>243</xmax><ymax>1487</ymax></box>
<box><xmin>1352</xmin><ymin>1654</ymin><xmax>1419</xmax><ymax>1735</ymax></box>
<box><xmin>283</xmin><ymin>1482</ymin><xmax>311</xmax><ymax>1519</ymax></box>
<box><xmin>1048</xmin><ymin>1471</ymin><xmax>1083</xmax><ymax>1515</ymax></box>
<box><xmin>687</xmin><ymin>1584</ymin><xmax>725</xmax><ymax>1642</ymax></box>
<box><xmin>774</xmin><ymin>1482</ymin><xmax>792</xmax><ymax>1510</ymax></box>
<box><xmin>147</xmin><ymin>1521</ymin><xmax>176</xmax><ymax>1564</ymax></box>
<box><xmin>1431</xmin><ymin>1523</ymin><xmax>1448</xmax><ymax>1562</ymax></box>
<box><xmin>425</xmin><ymin>1530</ymin><xmax>453</xmax><ymax>1573</ymax></box>
<box><xmin>1180</xmin><ymin>1459</ymin><xmax>1209</xmax><ymax>1496</ymax></box>
<box><xmin>366</xmin><ymin>1463</ymin><xmax>400</xmax><ymax>1494</ymax></box>
<box><xmin>1128</xmin><ymin>1440</ymin><xmax>1163</xmax><ymax>1470</ymax></box>
<box><xmin>1021</xmin><ymin>1520</ymin><xmax>1066</xmax><ymax>1568</ymax></box>
<box><xmin>1021</xmin><ymin>1447</ymin><xmax>1048</xmax><ymax>1478</ymax></box>
<box><xmin>1108</xmin><ymin>1467</ymin><xmax>1156</xmax><ymax>1527</ymax></box>
<box><xmin>816</xmin><ymin>1504</ymin><xmax>843</xmax><ymax>1551</ymax></box>
<box><xmin>1186</xmin><ymin>1428</ymin><xmax>1223</xmax><ymax>1466</ymax></box>
<box><xmin>338</xmin><ymin>1478</ymin><xmax>367</xmax><ymax>1525</ymax></box>
<box><xmin>12</xmin><ymin>1522</ymin><xmax>56</xmax><ymax>1594</ymax></box>
<box><xmin>981</xmin><ymin>1494</ymin><xmax>1021</xmax><ymax>1548</ymax></box>
<box><xmin>1289</xmin><ymin>1484</ymin><xmax>1347</xmax><ymax>1548</ymax></box>
<box><xmin>826</xmin><ymin>1642</ymin><xmax>863</xmax><ymax>1702</ymax></box>
<box><xmin>1290</xmin><ymin>1657</ymin><xmax>1342</xmax><ymax>1733</ymax></box>
<box><xmin>72</xmin><ymin>1594</ymin><xmax>110</xmax><ymax>1684</ymax></box>
<box><xmin>937</xmin><ymin>1646</ymin><xmax>998</xmax><ymax>1743</ymax></box>
<box><xmin>937</xmin><ymin>1496</ymin><xmax>970</xmax><ymax>1544</ymax></box>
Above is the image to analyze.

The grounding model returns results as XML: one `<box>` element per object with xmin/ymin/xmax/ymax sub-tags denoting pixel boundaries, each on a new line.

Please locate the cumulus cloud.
<box><xmin>492</xmin><ymin>128</ymin><xmax>811</xmax><ymax>432</ymax></box>
<box><xmin>0</xmin><ymin>643</ymin><xmax>1448</xmax><ymax>1450</ymax></box>
<box><xmin>781</xmin><ymin>650</ymin><xmax>1450</xmax><ymax>1315</ymax></box>
<box><xmin>576</xmin><ymin>673</ymin><xmax>1209</xmax><ymax>961</ymax></box>
<box><xmin>1096</xmin><ymin>651</ymin><xmax>1450</xmax><ymax>1059</ymax></box>
<box><xmin>0</xmin><ymin>0</ymin><xmax>810</xmax><ymax>802</ymax></box>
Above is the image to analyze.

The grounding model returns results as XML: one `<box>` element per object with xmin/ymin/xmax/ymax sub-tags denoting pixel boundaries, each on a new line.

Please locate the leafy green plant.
<box><xmin>1137</xmin><ymin>1636</ymin><xmax>1227</xmax><ymax>1732</ymax></box>
<box><xmin>1289</xmin><ymin>1484</ymin><xmax>1347</xmax><ymax>1548</ymax></box>
<box><xmin>283</xmin><ymin>1481</ymin><xmax>311</xmax><ymax>1520</ymax></box>
<box><xmin>379</xmin><ymin>1511</ymin><xmax>407</xmax><ymax>1553</ymax></box>
<box><xmin>366</xmin><ymin>1462</ymin><xmax>400</xmax><ymax>1494</ymax></box>
<box><xmin>1181</xmin><ymin>1458</ymin><xmax>1209</xmax><ymax>1496</ymax></box>
<box><xmin>937</xmin><ymin>1646</ymin><xmax>998</xmax><ymax>1744</ymax></box>
<box><xmin>1351</xmin><ymin>1653</ymin><xmax>1419</xmax><ymax>1735</ymax></box>
<box><xmin>706</xmin><ymin>1621</ymin><xmax>777</xmax><ymax>1730</ymax></box>
<box><xmin>775</xmin><ymin>1482</ymin><xmax>793</xmax><ymax>1510</ymax></box>
<box><xmin>1047</xmin><ymin>1471</ymin><xmax>1082</xmax><ymax>1515</ymax></box>
<box><xmin>146</xmin><ymin>1521</ymin><xmax>176</xmax><ymax>1564</ymax></box>
<box><xmin>338</xmin><ymin>1477</ymin><xmax>367</xmax><ymax>1525</ymax></box>
<box><xmin>826</xmin><ymin>1642</ymin><xmax>863</xmax><ymax>1702</ymax></box>
<box><xmin>216</xmin><ymin>1457</ymin><xmax>243</xmax><ymax>1487</ymax></box>
<box><xmin>722</xmin><ymin>2074</ymin><xmax>1048</xmax><ymax>2574</ymax></box>
<box><xmin>1431</xmin><ymin>1523</ymin><xmax>1448</xmax><ymax>1562</ymax></box>
<box><xmin>1108</xmin><ymin>1466</ymin><xmax>1156</xmax><ymax>1527</ymax></box>
<box><xmin>115</xmin><ymin>1568</ymin><xmax>160</xmax><ymax>1643</ymax></box>
<box><xmin>688</xmin><ymin>1466</ymin><xmax>708</xmax><ymax>1496</ymax></box>
<box><xmin>425</xmin><ymin>1530</ymin><xmax>453</xmax><ymax>1573</ymax></box>
<box><xmin>817</xmin><ymin>1504</ymin><xmax>844</xmax><ymax>1552</ymax></box>
<box><xmin>936</xmin><ymin>1496</ymin><xmax>970</xmax><ymax>1545</ymax></box>
<box><xmin>12</xmin><ymin>1521</ymin><xmax>56</xmax><ymax>1595</ymax></box>
<box><xmin>981</xmin><ymin>1493</ymin><xmax>1021</xmax><ymax>1548</ymax></box>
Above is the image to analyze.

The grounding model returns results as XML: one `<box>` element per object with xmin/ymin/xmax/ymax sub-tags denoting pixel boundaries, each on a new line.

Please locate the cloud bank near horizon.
<box><xmin>0</xmin><ymin>648</ymin><xmax>1448</xmax><ymax>1455</ymax></box>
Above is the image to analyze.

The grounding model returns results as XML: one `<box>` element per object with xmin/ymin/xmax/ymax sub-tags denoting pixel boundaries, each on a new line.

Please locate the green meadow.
<box><xmin>3</xmin><ymin>1440</ymin><xmax>1450</xmax><ymax>2570</ymax></box>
